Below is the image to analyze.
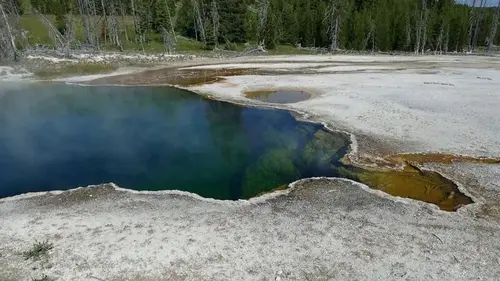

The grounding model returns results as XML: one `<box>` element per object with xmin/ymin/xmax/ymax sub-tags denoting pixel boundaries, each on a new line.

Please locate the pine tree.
<box><xmin>218</xmin><ymin>0</ymin><xmax>246</xmax><ymax>43</ymax></box>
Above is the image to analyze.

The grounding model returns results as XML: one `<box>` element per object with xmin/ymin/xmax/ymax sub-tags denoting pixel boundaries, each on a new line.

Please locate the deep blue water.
<box><xmin>0</xmin><ymin>83</ymin><xmax>349</xmax><ymax>199</ymax></box>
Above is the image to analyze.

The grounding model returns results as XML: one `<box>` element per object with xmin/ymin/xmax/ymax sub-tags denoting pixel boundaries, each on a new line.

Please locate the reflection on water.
<box><xmin>0</xmin><ymin>83</ymin><xmax>473</xmax><ymax>211</ymax></box>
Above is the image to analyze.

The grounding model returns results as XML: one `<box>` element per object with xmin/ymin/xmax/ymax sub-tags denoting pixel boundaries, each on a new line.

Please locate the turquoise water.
<box><xmin>0</xmin><ymin>83</ymin><xmax>349</xmax><ymax>199</ymax></box>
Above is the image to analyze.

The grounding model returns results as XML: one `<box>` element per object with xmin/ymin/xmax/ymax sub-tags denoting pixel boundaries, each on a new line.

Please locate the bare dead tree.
<box><xmin>64</xmin><ymin>12</ymin><xmax>75</xmax><ymax>56</ymax></box>
<box><xmin>107</xmin><ymin>0</ymin><xmax>122</xmax><ymax>51</ymax></box>
<box><xmin>414</xmin><ymin>0</ymin><xmax>428</xmax><ymax>54</ymax></box>
<box><xmin>415</xmin><ymin>9</ymin><xmax>421</xmax><ymax>54</ymax></box>
<box><xmin>210</xmin><ymin>0</ymin><xmax>219</xmax><ymax>47</ymax></box>
<box><xmin>77</xmin><ymin>0</ymin><xmax>98</xmax><ymax>48</ymax></box>
<box><xmin>472</xmin><ymin>0</ymin><xmax>486</xmax><ymax>51</ymax></box>
<box><xmin>405</xmin><ymin>13</ymin><xmax>412</xmax><ymax>50</ymax></box>
<box><xmin>90</xmin><ymin>0</ymin><xmax>100</xmax><ymax>50</ymax></box>
<box><xmin>100</xmin><ymin>0</ymin><xmax>107</xmax><ymax>44</ymax></box>
<box><xmin>130</xmin><ymin>0</ymin><xmax>138</xmax><ymax>41</ymax></box>
<box><xmin>130</xmin><ymin>0</ymin><xmax>145</xmax><ymax>51</ymax></box>
<box><xmin>119</xmin><ymin>1</ymin><xmax>129</xmax><ymax>43</ymax></box>
<box><xmin>487</xmin><ymin>0</ymin><xmax>500</xmax><ymax>52</ymax></box>
<box><xmin>13</xmin><ymin>0</ymin><xmax>29</xmax><ymax>50</ymax></box>
<box><xmin>165</xmin><ymin>0</ymin><xmax>176</xmax><ymax>42</ymax></box>
<box><xmin>162</xmin><ymin>27</ymin><xmax>174</xmax><ymax>54</ymax></box>
<box><xmin>0</xmin><ymin>1</ymin><xmax>18</xmax><ymax>61</ymax></box>
<box><xmin>467</xmin><ymin>0</ymin><xmax>478</xmax><ymax>51</ymax></box>
<box><xmin>257</xmin><ymin>0</ymin><xmax>269</xmax><ymax>44</ymax></box>
<box><xmin>324</xmin><ymin>0</ymin><xmax>340</xmax><ymax>51</ymax></box>
<box><xmin>444</xmin><ymin>24</ymin><xmax>449</xmax><ymax>54</ymax></box>
<box><xmin>435</xmin><ymin>23</ymin><xmax>444</xmax><ymax>54</ymax></box>
<box><xmin>363</xmin><ymin>17</ymin><xmax>375</xmax><ymax>52</ymax></box>
<box><xmin>420</xmin><ymin>0</ymin><xmax>428</xmax><ymax>54</ymax></box>
<box><xmin>34</xmin><ymin>8</ymin><xmax>67</xmax><ymax>49</ymax></box>
<box><xmin>191</xmin><ymin>0</ymin><xmax>206</xmax><ymax>44</ymax></box>
<box><xmin>438</xmin><ymin>4</ymin><xmax>451</xmax><ymax>54</ymax></box>
<box><xmin>193</xmin><ymin>13</ymin><xmax>198</xmax><ymax>41</ymax></box>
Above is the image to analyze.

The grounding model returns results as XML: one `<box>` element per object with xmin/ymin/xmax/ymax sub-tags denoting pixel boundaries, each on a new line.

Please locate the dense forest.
<box><xmin>1</xmin><ymin>0</ymin><xmax>500</xmax><ymax>60</ymax></box>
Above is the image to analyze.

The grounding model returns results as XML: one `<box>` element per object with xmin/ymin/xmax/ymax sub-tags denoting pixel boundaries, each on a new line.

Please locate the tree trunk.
<box><xmin>325</xmin><ymin>0</ymin><xmax>339</xmax><ymax>51</ymax></box>
<box><xmin>467</xmin><ymin>0</ymin><xmax>477</xmax><ymax>51</ymax></box>
<box><xmin>363</xmin><ymin>17</ymin><xmax>374</xmax><ymax>51</ymax></box>
<box><xmin>91</xmin><ymin>0</ymin><xmax>100</xmax><ymax>50</ymax></box>
<box><xmin>130</xmin><ymin>0</ymin><xmax>143</xmax><ymax>48</ymax></box>
<box><xmin>100</xmin><ymin>0</ymin><xmax>107</xmax><ymax>44</ymax></box>
<box><xmin>108</xmin><ymin>0</ymin><xmax>122</xmax><ymax>51</ymax></box>
<box><xmin>192</xmin><ymin>0</ymin><xmax>206</xmax><ymax>44</ymax></box>
<box><xmin>34</xmin><ymin>8</ymin><xmax>66</xmax><ymax>49</ymax></box>
<box><xmin>120</xmin><ymin>1</ymin><xmax>129</xmax><ymax>43</ymax></box>
<box><xmin>162</xmin><ymin>26</ymin><xmax>174</xmax><ymax>54</ymax></box>
<box><xmin>258</xmin><ymin>0</ymin><xmax>269</xmax><ymax>43</ymax></box>
<box><xmin>0</xmin><ymin>2</ymin><xmax>17</xmax><ymax>60</ymax></box>
<box><xmin>211</xmin><ymin>0</ymin><xmax>219</xmax><ymax>47</ymax></box>
<box><xmin>444</xmin><ymin>24</ymin><xmax>449</xmax><ymax>54</ymax></box>
<box><xmin>487</xmin><ymin>0</ymin><xmax>500</xmax><ymax>52</ymax></box>
<box><xmin>415</xmin><ymin>9</ymin><xmax>421</xmax><ymax>54</ymax></box>
<box><xmin>334</xmin><ymin>16</ymin><xmax>339</xmax><ymax>50</ymax></box>
<box><xmin>420</xmin><ymin>0</ymin><xmax>428</xmax><ymax>54</ymax></box>
<box><xmin>130</xmin><ymin>0</ymin><xmax>144</xmax><ymax>51</ymax></box>
<box><xmin>64</xmin><ymin>12</ymin><xmax>74</xmax><ymax>57</ymax></box>
<box><xmin>436</xmin><ymin>23</ymin><xmax>444</xmax><ymax>54</ymax></box>
<box><xmin>405</xmin><ymin>13</ymin><xmax>411</xmax><ymax>50</ymax></box>
<box><xmin>472</xmin><ymin>0</ymin><xmax>486</xmax><ymax>51</ymax></box>
<box><xmin>77</xmin><ymin>0</ymin><xmax>92</xmax><ymax>46</ymax></box>
<box><xmin>165</xmin><ymin>0</ymin><xmax>176</xmax><ymax>42</ymax></box>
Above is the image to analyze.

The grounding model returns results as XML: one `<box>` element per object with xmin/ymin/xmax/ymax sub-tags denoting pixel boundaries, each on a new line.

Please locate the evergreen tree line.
<box><xmin>14</xmin><ymin>0</ymin><xmax>500</xmax><ymax>52</ymax></box>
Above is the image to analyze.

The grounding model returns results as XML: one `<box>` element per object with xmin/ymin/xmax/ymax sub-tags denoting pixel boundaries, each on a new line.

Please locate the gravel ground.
<box><xmin>1</xmin><ymin>179</ymin><xmax>500</xmax><ymax>281</ymax></box>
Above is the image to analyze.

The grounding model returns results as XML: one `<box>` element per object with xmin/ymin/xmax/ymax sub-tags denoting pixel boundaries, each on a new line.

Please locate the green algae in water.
<box><xmin>0</xmin><ymin>83</ymin><xmax>347</xmax><ymax>200</ymax></box>
<box><xmin>242</xmin><ymin>129</ymin><xmax>349</xmax><ymax>197</ymax></box>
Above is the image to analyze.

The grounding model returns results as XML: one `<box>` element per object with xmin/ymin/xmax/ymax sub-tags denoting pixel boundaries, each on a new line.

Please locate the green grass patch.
<box><xmin>175</xmin><ymin>36</ymin><xmax>206</xmax><ymax>51</ymax></box>
<box><xmin>19</xmin><ymin>14</ymin><xmax>207</xmax><ymax>53</ymax></box>
<box><xmin>22</xmin><ymin>240</ymin><xmax>54</xmax><ymax>261</ymax></box>
<box><xmin>20</xmin><ymin>15</ymin><xmax>309</xmax><ymax>55</ymax></box>
<box><xmin>19</xmin><ymin>14</ymin><xmax>314</xmax><ymax>56</ymax></box>
<box><xmin>20</xmin><ymin>14</ymin><xmax>54</xmax><ymax>45</ymax></box>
